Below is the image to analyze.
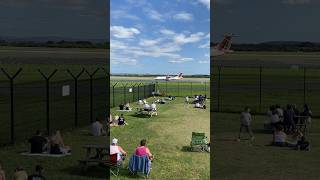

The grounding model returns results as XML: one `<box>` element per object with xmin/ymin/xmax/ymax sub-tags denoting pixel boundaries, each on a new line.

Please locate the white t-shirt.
<box><xmin>144</xmin><ymin>104</ymin><xmax>150</xmax><ymax>109</ymax></box>
<box><xmin>276</xmin><ymin>108</ymin><xmax>283</xmax><ymax>117</ymax></box>
<box><xmin>240</xmin><ymin>112</ymin><xmax>252</xmax><ymax>126</ymax></box>
<box><xmin>91</xmin><ymin>121</ymin><xmax>103</xmax><ymax>136</ymax></box>
<box><xmin>270</xmin><ymin>114</ymin><xmax>280</xmax><ymax>123</ymax></box>
<box><xmin>151</xmin><ymin>103</ymin><xmax>156</xmax><ymax>110</ymax></box>
<box><xmin>274</xmin><ymin>131</ymin><xmax>286</xmax><ymax>143</ymax></box>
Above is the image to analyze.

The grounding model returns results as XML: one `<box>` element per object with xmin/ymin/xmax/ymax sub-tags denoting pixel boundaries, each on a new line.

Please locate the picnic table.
<box><xmin>78</xmin><ymin>144</ymin><xmax>109</xmax><ymax>171</ymax></box>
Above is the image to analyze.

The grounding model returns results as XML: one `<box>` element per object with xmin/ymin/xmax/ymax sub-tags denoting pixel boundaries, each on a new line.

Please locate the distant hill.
<box><xmin>211</xmin><ymin>41</ymin><xmax>320</xmax><ymax>52</ymax></box>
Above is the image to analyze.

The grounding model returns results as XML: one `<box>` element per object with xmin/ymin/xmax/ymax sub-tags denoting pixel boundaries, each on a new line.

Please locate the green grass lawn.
<box><xmin>110</xmin><ymin>97</ymin><xmax>210</xmax><ymax>179</ymax></box>
<box><xmin>213</xmin><ymin>112</ymin><xmax>320</xmax><ymax>180</ymax></box>
<box><xmin>0</xmin><ymin>126</ymin><xmax>108</xmax><ymax>179</ymax></box>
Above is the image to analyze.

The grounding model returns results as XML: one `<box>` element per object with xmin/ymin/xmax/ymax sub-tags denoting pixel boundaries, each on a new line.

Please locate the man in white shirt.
<box><xmin>144</xmin><ymin>103</ymin><xmax>150</xmax><ymax>111</ymax></box>
<box><xmin>91</xmin><ymin>118</ymin><xmax>106</xmax><ymax>136</ymax></box>
<box><xmin>150</xmin><ymin>102</ymin><xmax>157</xmax><ymax>116</ymax></box>
<box><xmin>238</xmin><ymin>106</ymin><xmax>254</xmax><ymax>141</ymax></box>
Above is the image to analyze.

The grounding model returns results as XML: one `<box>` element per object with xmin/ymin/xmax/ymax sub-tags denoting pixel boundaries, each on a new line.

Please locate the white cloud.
<box><xmin>197</xmin><ymin>0</ymin><xmax>210</xmax><ymax>9</ymax></box>
<box><xmin>169</xmin><ymin>57</ymin><xmax>193</xmax><ymax>63</ymax></box>
<box><xmin>173</xmin><ymin>12</ymin><xmax>193</xmax><ymax>21</ymax></box>
<box><xmin>199</xmin><ymin>41</ymin><xmax>210</xmax><ymax>48</ymax></box>
<box><xmin>110</xmin><ymin>26</ymin><xmax>140</xmax><ymax>39</ymax></box>
<box><xmin>111</xmin><ymin>10</ymin><xmax>140</xmax><ymax>20</ymax></box>
<box><xmin>282</xmin><ymin>0</ymin><xmax>311</xmax><ymax>4</ymax></box>
<box><xmin>198</xmin><ymin>60</ymin><xmax>209</xmax><ymax>64</ymax></box>
<box><xmin>139</xmin><ymin>38</ymin><xmax>162</xmax><ymax>46</ymax></box>
<box><xmin>160</xmin><ymin>28</ymin><xmax>176</xmax><ymax>36</ymax></box>
<box><xmin>144</xmin><ymin>8</ymin><xmax>164</xmax><ymax>21</ymax></box>
<box><xmin>173</xmin><ymin>32</ymin><xmax>206</xmax><ymax>45</ymax></box>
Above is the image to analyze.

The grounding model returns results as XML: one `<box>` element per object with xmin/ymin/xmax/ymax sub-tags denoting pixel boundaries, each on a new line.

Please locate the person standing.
<box><xmin>238</xmin><ymin>106</ymin><xmax>254</xmax><ymax>141</ymax></box>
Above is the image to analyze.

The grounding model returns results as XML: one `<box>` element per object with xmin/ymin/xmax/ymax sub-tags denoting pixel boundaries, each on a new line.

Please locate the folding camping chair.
<box><xmin>108</xmin><ymin>153</ymin><xmax>122</xmax><ymax>176</ymax></box>
<box><xmin>190</xmin><ymin>132</ymin><xmax>209</xmax><ymax>152</ymax></box>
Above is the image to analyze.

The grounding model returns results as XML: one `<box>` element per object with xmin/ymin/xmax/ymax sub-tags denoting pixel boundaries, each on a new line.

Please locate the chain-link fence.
<box><xmin>212</xmin><ymin>66</ymin><xmax>320</xmax><ymax>117</ymax></box>
<box><xmin>0</xmin><ymin>67</ymin><xmax>108</xmax><ymax>146</ymax></box>
<box><xmin>110</xmin><ymin>80</ymin><xmax>210</xmax><ymax>108</ymax></box>
<box><xmin>110</xmin><ymin>82</ymin><xmax>156</xmax><ymax>108</ymax></box>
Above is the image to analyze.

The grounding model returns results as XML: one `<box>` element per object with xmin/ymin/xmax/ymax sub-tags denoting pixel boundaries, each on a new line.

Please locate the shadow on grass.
<box><xmin>129</xmin><ymin>114</ymin><xmax>151</xmax><ymax>118</ymax></box>
<box><xmin>115</xmin><ymin>166</ymin><xmax>150</xmax><ymax>179</ymax></box>
<box><xmin>61</xmin><ymin>165</ymin><xmax>106</xmax><ymax>179</ymax></box>
<box><xmin>253</xmin><ymin>129</ymin><xmax>273</xmax><ymax>134</ymax></box>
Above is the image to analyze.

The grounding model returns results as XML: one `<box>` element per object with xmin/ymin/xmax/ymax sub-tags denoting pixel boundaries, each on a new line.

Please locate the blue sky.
<box><xmin>110</xmin><ymin>0</ymin><xmax>210</xmax><ymax>75</ymax></box>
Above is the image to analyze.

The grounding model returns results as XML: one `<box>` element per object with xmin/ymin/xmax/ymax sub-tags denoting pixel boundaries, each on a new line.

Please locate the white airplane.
<box><xmin>211</xmin><ymin>34</ymin><xmax>235</xmax><ymax>57</ymax></box>
<box><xmin>154</xmin><ymin>73</ymin><xmax>183</xmax><ymax>81</ymax></box>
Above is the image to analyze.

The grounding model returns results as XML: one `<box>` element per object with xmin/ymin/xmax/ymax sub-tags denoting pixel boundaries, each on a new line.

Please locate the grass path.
<box><xmin>213</xmin><ymin>112</ymin><xmax>320</xmax><ymax>180</ymax></box>
<box><xmin>0</xmin><ymin>127</ymin><xmax>107</xmax><ymax>179</ymax></box>
<box><xmin>110</xmin><ymin>97</ymin><xmax>210</xmax><ymax>179</ymax></box>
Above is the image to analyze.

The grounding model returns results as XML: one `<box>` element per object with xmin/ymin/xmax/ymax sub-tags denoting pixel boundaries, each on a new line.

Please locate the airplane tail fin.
<box><xmin>178</xmin><ymin>73</ymin><xmax>183</xmax><ymax>78</ymax></box>
<box><xmin>217</xmin><ymin>34</ymin><xmax>233</xmax><ymax>51</ymax></box>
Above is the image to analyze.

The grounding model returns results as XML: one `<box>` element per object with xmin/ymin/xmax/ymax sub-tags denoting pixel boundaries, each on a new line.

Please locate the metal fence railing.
<box><xmin>110</xmin><ymin>80</ymin><xmax>211</xmax><ymax>108</ymax></box>
<box><xmin>212</xmin><ymin>66</ymin><xmax>320</xmax><ymax>117</ymax></box>
<box><xmin>0</xmin><ymin>67</ymin><xmax>108</xmax><ymax>145</ymax></box>
<box><xmin>110</xmin><ymin>83</ymin><xmax>156</xmax><ymax>108</ymax></box>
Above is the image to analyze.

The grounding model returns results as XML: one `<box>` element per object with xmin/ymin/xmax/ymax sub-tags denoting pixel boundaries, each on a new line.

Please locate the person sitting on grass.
<box><xmin>297</xmin><ymin>135</ymin><xmax>310</xmax><ymax>151</ymax></box>
<box><xmin>0</xmin><ymin>161</ymin><xmax>5</xmax><ymax>180</ymax></box>
<box><xmin>286</xmin><ymin>130</ymin><xmax>303</xmax><ymax>148</ymax></box>
<box><xmin>27</xmin><ymin>165</ymin><xmax>45</xmax><ymax>180</ymax></box>
<box><xmin>118</xmin><ymin>114</ymin><xmax>127</xmax><ymax>126</ymax></box>
<box><xmin>49</xmin><ymin>130</ymin><xmax>71</xmax><ymax>154</ymax></box>
<box><xmin>119</xmin><ymin>103</ymin><xmax>124</xmax><ymax>110</ymax></box>
<box><xmin>91</xmin><ymin>118</ymin><xmax>106</xmax><ymax>136</ymax></box>
<box><xmin>185</xmin><ymin>96</ymin><xmax>189</xmax><ymax>104</ymax></box>
<box><xmin>28</xmin><ymin>130</ymin><xmax>48</xmax><ymax>154</ymax></box>
<box><xmin>237</xmin><ymin>106</ymin><xmax>254</xmax><ymax>141</ymax></box>
<box><xmin>13</xmin><ymin>166</ymin><xmax>28</xmax><ymax>180</ymax></box>
<box><xmin>272</xmin><ymin>125</ymin><xmax>287</xmax><ymax>147</ymax></box>
<box><xmin>135</xmin><ymin>139</ymin><xmax>153</xmax><ymax>161</ymax></box>
<box><xmin>143</xmin><ymin>103</ymin><xmax>151</xmax><ymax>111</ymax></box>
<box><xmin>124</xmin><ymin>102</ymin><xmax>132</xmax><ymax>111</ymax></box>
<box><xmin>110</xmin><ymin>138</ymin><xmax>127</xmax><ymax>162</ymax></box>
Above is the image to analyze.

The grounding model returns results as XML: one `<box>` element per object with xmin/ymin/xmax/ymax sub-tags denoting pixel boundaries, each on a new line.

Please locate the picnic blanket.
<box><xmin>20</xmin><ymin>152</ymin><xmax>71</xmax><ymax>157</ymax></box>
<box><xmin>116</xmin><ymin>109</ymin><xmax>132</xmax><ymax>112</ymax></box>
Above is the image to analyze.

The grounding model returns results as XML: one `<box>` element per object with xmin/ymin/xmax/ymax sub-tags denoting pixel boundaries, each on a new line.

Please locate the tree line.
<box><xmin>0</xmin><ymin>40</ymin><xmax>109</xmax><ymax>49</ymax></box>
<box><xmin>211</xmin><ymin>41</ymin><xmax>320</xmax><ymax>52</ymax></box>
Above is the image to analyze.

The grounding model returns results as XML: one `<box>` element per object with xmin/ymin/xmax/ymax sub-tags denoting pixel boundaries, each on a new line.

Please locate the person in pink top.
<box><xmin>110</xmin><ymin>138</ymin><xmax>127</xmax><ymax>161</ymax></box>
<box><xmin>135</xmin><ymin>139</ymin><xmax>153</xmax><ymax>160</ymax></box>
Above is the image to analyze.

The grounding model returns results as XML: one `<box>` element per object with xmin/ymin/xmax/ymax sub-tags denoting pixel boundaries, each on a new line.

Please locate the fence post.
<box><xmin>304</xmin><ymin>67</ymin><xmax>306</xmax><ymax>104</ymax></box>
<box><xmin>217</xmin><ymin>66</ymin><xmax>222</xmax><ymax>112</ymax></box>
<box><xmin>1</xmin><ymin>68</ymin><xmax>22</xmax><ymax>144</ymax></box>
<box><xmin>85</xmin><ymin>68</ymin><xmax>99</xmax><ymax>123</ymax></box>
<box><xmin>67</xmin><ymin>68</ymin><xmax>84</xmax><ymax>127</ymax></box>
<box><xmin>38</xmin><ymin>69</ymin><xmax>58</xmax><ymax>134</ymax></box>
<box><xmin>259</xmin><ymin>66</ymin><xmax>262</xmax><ymax>113</ymax></box>
<box><xmin>166</xmin><ymin>81</ymin><xmax>168</xmax><ymax>95</ymax></box>
<box><xmin>178</xmin><ymin>81</ymin><xmax>180</xmax><ymax>96</ymax></box>
<box><xmin>204</xmin><ymin>81</ymin><xmax>207</xmax><ymax>96</ymax></box>
<box><xmin>143</xmin><ymin>83</ymin><xmax>146</xmax><ymax>98</ymax></box>
<box><xmin>190</xmin><ymin>82</ymin><xmax>193</xmax><ymax>96</ymax></box>
<box><xmin>132</xmin><ymin>83</ymin><xmax>137</xmax><ymax>102</ymax></box>
<box><xmin>112</xmin><ymin>83</ymin><xmax>118</xmax><ymax>107</ymax></box>
<box><xmin>122</xmin><ymin>83</ymin><xmax>128</xmax><ymax>103</ymax></box>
